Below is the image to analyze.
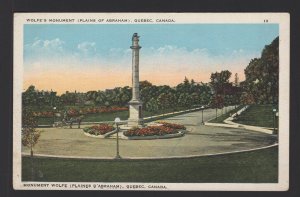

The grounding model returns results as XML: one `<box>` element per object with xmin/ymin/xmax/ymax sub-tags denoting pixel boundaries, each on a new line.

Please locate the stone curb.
<box><xmin>118</xmin><ymin>130</ymin><xmax>185</xmax><ymax>140</ymax></box>
<box><xmin>224</xmin><ymin>118</ymin><xmax>273</xmax><ymax>134</ymax></box>
<box><xmin>83</xmin><ymin>128</ymin><xmax>118</xmax><ymax>138</ymax></box>
<box><xmin>21</xmin><ymin>143</ymin><xmax>278</xmax><ymax>161</ymax></box>
<box><xmin>204</xmin><ymin>122</ymin><xmax>240</xmax><ymax>128</ymax></box>
<box><xmin>86</xmin><ymin>130</ymin><xmax>186</xmax><ymax>140</ymax></box>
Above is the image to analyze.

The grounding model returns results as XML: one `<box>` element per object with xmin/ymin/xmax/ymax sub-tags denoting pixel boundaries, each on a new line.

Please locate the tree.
<box><xmin>210</xmin><ymin>70</ymin><xmax>232</xmax><ymax>111</ymax></box>
<box><xmin>141</xmin><ymin>85</ymin><xmax>158</xmax><ymax>106</ymax></box>
<box><xmin>146</xmin><ymin>98</ymin><xmax>159</xmax><ymax>112</ymax></box>
<box><xmin>22</xmin><ymin>85</ymin><xmax>37</xmax><ymax>106</ymax></box>
<box><xmin>210</xmin><ymin>70</ymin><xmax>232</xmax><ymax>95</ymax></box>
<box><xmin>157</xmin><ymin>92</ymin><xmax>176</xmax><ymax>109</ymax></box>
<box><xmin>60</xmin><ymin>91</ymin><xmax>77</xmax><ymax>106</ymax></box>
<box><xmin>22</xmin><ymin>108</ymin><xmax>41</xmax><ymax>157</ymax></box>
<box><xmin>210</xmin><ymin>94</ymin><xmax>224</xmax><ymax>118</ymax></box>
<box><xmin>243</xmin><ymin>37</ymin><xmax>279</xmax><ymax>104</ymax></box>
<box><xmin>178</xmin><ymin>93</ymin><xmax>193</xmax><ymax>107</ymax></box>
<box><xmin>22</xmin><ymin>108</ymin><xmax>41</xmax><ymax>180</ymax></box>
<box><xmin>199</xmin><ymin>91</ymin><xmax>211</xmax><ymax>105</ymax></box>
<box><xmin>95</xmin><ymin>94</ymin><xmax>105</xmax><ymax>105</ymax></box>
<box><xmin>140</xmin><ymin>80</ymin><xmax>153</xmax><ymax>89</ymax></box>
<box><xmin>191</xmin><ymin>92</ymin><xmax>201</xmax><ymax>105</ymax></box>
<box><xmin>240</xmin><ymin>92</ymin><xmax>255</xmax><ymax>105</ymax></box>
<box><xmin>176</xmin><ymin>77</ymin><xmax>191</xmax><ymax>94</ymax></box>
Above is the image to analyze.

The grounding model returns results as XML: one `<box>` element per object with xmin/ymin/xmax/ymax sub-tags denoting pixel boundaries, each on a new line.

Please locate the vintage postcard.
<box><xmin>13</xmin><ymin>13</ymin><xmax>289</xmax><ymax>191</ymax></box>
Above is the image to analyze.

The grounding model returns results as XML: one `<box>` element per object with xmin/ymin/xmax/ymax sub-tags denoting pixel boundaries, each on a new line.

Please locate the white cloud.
<box><xmin>77</xmin><ymin>41</ymin><xmax>96</xmax><ymax>55</ymax></box>
<box><xmin>24</xmin><ymin>38</ymin><xmax>66</xmax><ymax>63</ymax></box>
<box><xmin>27</xmin><ymin>38</ymin><xmax>65</xmax><ymax>51</ymax></box>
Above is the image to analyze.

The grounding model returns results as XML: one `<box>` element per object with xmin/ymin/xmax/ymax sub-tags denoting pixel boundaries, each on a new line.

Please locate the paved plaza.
<box><xmin>22</xmin><ymin>107</ymin><xmax>277</xmax><ymax>159</ymax></box>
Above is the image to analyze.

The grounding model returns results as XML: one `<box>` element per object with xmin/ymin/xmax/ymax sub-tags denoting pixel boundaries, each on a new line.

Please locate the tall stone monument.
<box><xmin>128</xmin><ymin>33</ymin><xmax>143</xmax><ymax>127</ymax></box>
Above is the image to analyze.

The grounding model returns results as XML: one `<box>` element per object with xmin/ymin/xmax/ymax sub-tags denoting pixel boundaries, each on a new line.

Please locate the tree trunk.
<box><xmin>31</xmin><ymin>145</ymin><xmax>34</xmax><ymax>180</ymax></box>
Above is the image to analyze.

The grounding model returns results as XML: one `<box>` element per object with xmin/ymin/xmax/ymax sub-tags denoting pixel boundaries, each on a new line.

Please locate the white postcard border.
<box><xmin>13</xmin><ymin>13</ymin><xmax>290</xmax><ymax>191</ymax></box>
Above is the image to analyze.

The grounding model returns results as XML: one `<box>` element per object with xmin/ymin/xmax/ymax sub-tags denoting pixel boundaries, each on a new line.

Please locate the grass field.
<box><xmin>233</xmin><ymin>104</ymin><xmax>278</xmax><ymax>128</ymax></box>
<box><xmin>37</xmin><ymin>111</ymin><xmax>129</xmax><ymax>125</ymax></box>
<box><xmin>22</xmin><ymin>146</ymin><xmax>278</xmax><ymax>183</ymax></box>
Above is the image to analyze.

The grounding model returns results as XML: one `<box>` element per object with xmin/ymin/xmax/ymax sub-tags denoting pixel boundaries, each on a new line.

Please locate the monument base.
<box><xmin>128</xmin><ymin>100</ymin><xmax>144</xmax><ymax>128</ymax></box>
<box><xmin>127</xmin><ymin>118</ymin><xmax>144</xmax><ymax>128</ymax></box>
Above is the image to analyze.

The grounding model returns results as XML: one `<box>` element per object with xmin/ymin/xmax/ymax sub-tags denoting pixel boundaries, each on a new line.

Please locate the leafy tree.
<box><xmin>157</xmin><ymin>92</ymin><xmax>176</xmax><ymax>109</ymax></box>
<box><xmin>191</xmin><ymin>92</ymin><xmax>201</xmax><ymax>105</ymax></box>
<box><xmin>141</xmin><ymin>85</ymin><xmax>158</xmax><ymax>105</ymax></box>
<box><xmin>121</xmin><ymin>95</ymin><xmax>130</xmax><ymax>106</ymax></box>
<box><xmin>22</xmin><ymin>108</ymin><xmax>41</xmax><ymax>157</ymax></box>
<box><xmin>210</xmin><ymin>70</ymin><xmax>232</xmax><ymax>110</ymax></box>
<box><xmin>210</xmin><ymin>94</ymin><xmax>224</xmax><ymax>118</ymax></box>
<box><xmin>22</xmin><ymin>85</ymin><xmax>60</xmax><ymax>107</ymax></box>
<box><xmin>60</xmin><ymin>91</ymin><xmax>77</xmax><ymax>106</ymax></box>
<box><xmin>240</xmin><ymin>92</ymin><xmax>255</xmax><ymax>104</ymax></box>
<box><xmin>243</xmin><ymin>37</ymin><xmax>279</xmax><ymax>104</ymax></box>
<box><xmin>178</xmin><ymin>93</ymin><xmax>193</xmax><ymax>107</ymax></box>
<box><xmin>176</xmin><ymin>77</ymin><xmax>191</xmax><ymax>94</ymax></box>
<box><xmin>146</xmin><ymin>98</ymin><xmax>159</xmax><ymax>112</ymax></box>
<box><xmin>199</xmin><ymin>91</ymin><xmax>211</xmax><ymax>105</ymax></box>
<box><xmin>22</xmin><ymin>85</ymin><xmax>37</xmax><ymax>106</ymax></box>
<box><xmin>95</xmin><ymin>94</ymin><xmax>105</xmax><ymax>105</ymax></box>
<box><xmin>139</xmin><ymin>80</ymin><xmax>153</xmax><ymax>89</ymax></box>
<box><xmin>210</xmin><ymin>70</ymin><xmax>232</xmax><ymax>95</ymax></box>
<box><xmin>22</xmin><ymin>108</ymin><xmax>41</xmax><ymax>180</ymax></box>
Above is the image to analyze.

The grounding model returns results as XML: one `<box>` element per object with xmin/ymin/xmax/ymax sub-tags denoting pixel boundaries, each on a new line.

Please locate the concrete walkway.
<box><xmin>22</xmin><ymin>107</ymin><xmax>277</xmax><ymax>159</ymax></box>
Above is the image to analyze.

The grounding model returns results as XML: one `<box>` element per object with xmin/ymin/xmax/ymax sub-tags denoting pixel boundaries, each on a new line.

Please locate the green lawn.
<box><xmin>209</xmin><ymin>105</ymin><xmax>244</xmax><ymax>123</ymax></box>
<box><xmin>37</xmin><ymin>117</ymin><xmax>55</xmax><ymax>125</ymax></box>
<box><xmin>37</xmin><ymin>111</ymin><xmax>129</xmax><ymax>125</ymax></box>
<box><xmin>22</xmin><ymin>146</ymin><xmax>278</xmax><ymax>183</ymax></box>
<box><xmin>82</xmin><ymin>111</ymin><xmax>129</xmax><ymax>122</ymax></box>
<box><xmin>233</xmin><ymin>104</ymin><xmax>278</xmax><ymax>128</ymax></box>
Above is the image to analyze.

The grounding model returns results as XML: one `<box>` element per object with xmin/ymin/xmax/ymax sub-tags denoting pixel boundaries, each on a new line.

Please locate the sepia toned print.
<box><xmin>13</xmin><ymin>13</ymin><xmax>289</xmax><ymax>191</ymax></box>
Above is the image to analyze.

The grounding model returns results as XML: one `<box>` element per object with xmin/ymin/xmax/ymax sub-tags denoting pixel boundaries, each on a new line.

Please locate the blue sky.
<box><xmin>23</xmin><ymin>24</ymin><xmax>279</xmax><ymax>93</ymax></box>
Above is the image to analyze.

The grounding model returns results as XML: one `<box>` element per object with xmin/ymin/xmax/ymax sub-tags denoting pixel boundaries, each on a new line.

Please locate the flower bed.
<box><xmin>156</xmin><ymin>121</ymin><xmax>186</xmax><ymax>130</ymax></box>
<box><xmin>67</xmin><ymin>108</ymin><xmax>79</xmax><ymax>117</ymax></box>
<box><xmin>124</xmin><ymin>122</ymin><xmax>186</xmax><ymax>137</ymax></box>
<box><xmin>83</xmin><ymin>123</ymin><xmax>115</xmax><ymax>136</ymax></box>
<box><xmin>81</xmin><ymin>106</ymin><xmax>128</xmax><ymax>114</ymax></box>
<box><xmin>33</xmin><ymin>111</ymin><xmax>54</xmax><ymax>118</ymax></box>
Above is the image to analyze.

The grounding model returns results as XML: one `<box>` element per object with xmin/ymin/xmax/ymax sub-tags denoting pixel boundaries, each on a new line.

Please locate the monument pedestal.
<box><xmin>128</xmin><ymin>100</ymin><xmax>143</xmax><ymax>127</ymax></box>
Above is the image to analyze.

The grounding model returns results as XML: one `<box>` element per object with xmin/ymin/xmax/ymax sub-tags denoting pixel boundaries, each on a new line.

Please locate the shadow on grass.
<box><xmin>22</xmin><ymin>146</ymin><xmax>278</xmax><ymax>183</ymax></box>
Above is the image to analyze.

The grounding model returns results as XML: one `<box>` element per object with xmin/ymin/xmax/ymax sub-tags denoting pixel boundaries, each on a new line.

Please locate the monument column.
<box><xmin>128</xmin><ymin>33</ymin><xmax>143</xmax><ymax>127</ymax></box>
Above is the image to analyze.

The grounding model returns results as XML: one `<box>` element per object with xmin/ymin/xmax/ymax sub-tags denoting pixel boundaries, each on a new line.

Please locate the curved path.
<box><xmin>22</xmin><ymin>107</ymin><xmax>277</xmax><ymax>159</ymax></box>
